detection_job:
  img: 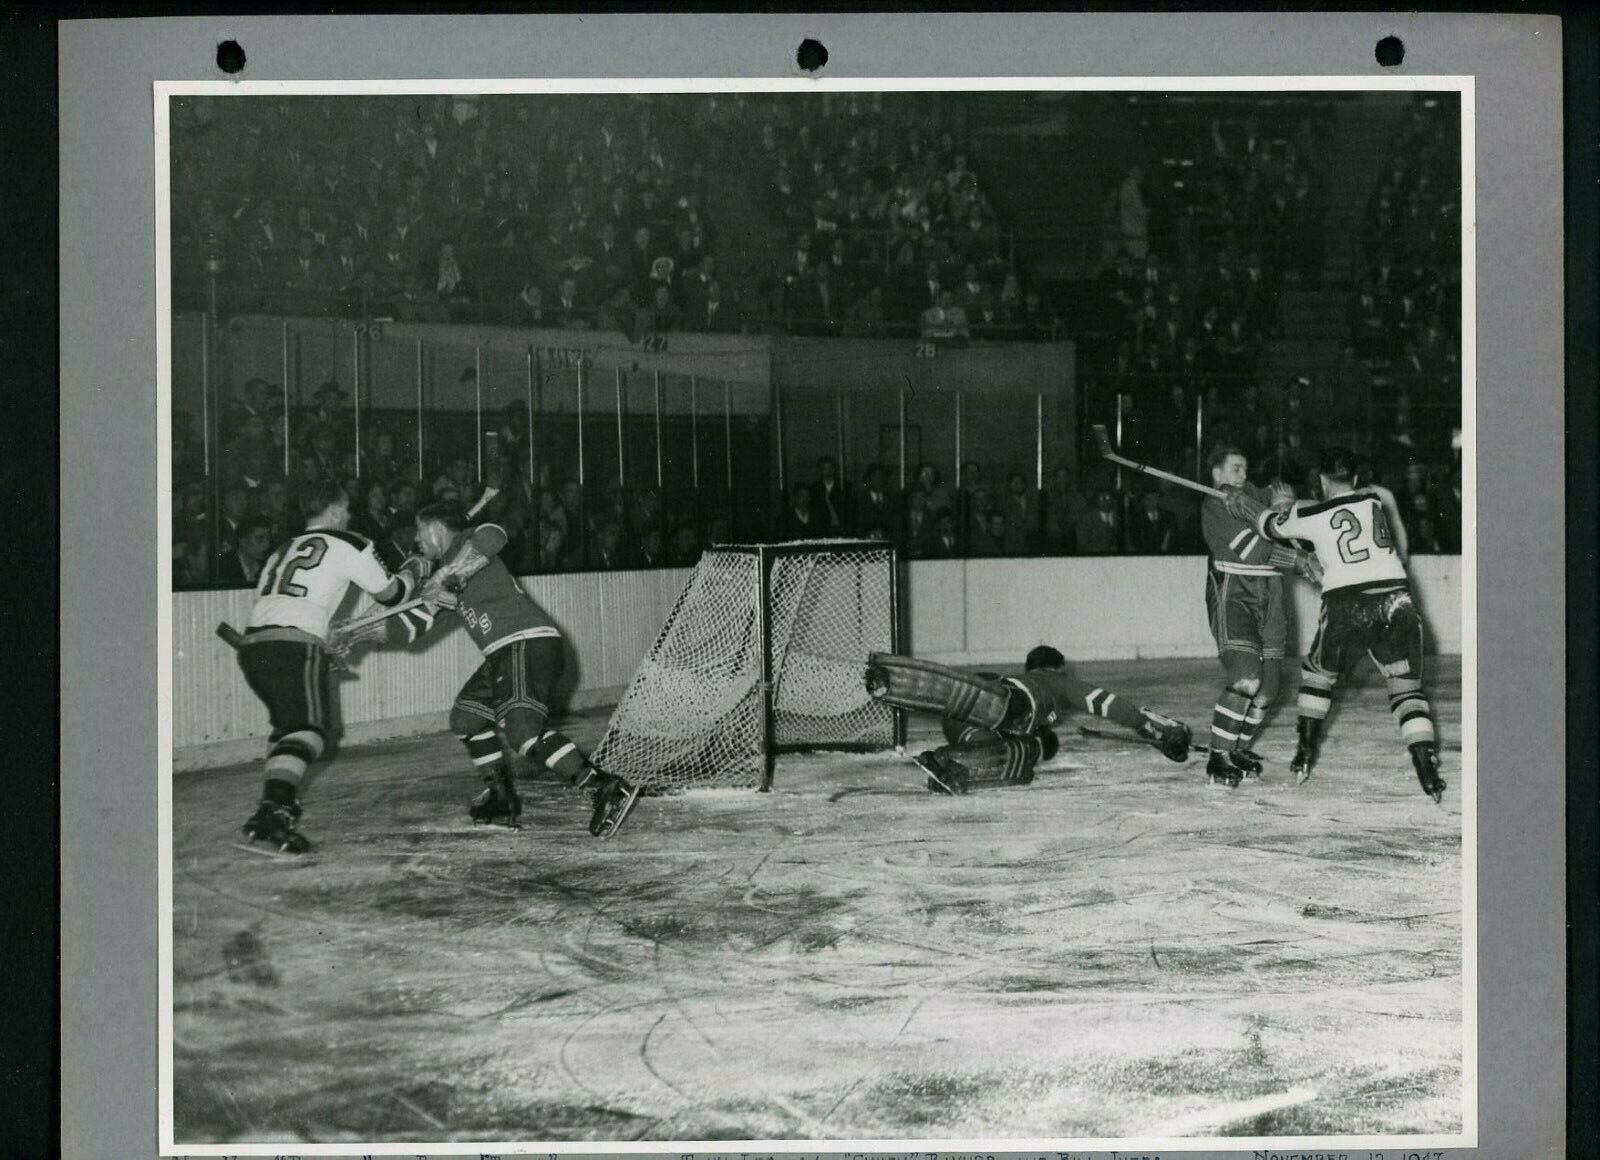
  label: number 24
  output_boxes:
[1330,507,1392,564]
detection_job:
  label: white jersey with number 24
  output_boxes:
[1260,494,1407,593]
[248,529,395,640]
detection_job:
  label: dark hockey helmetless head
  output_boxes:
[1318,447,1358,496]
[1208,443,1248,489]
[300,480,350,529]
[1024,645,1066,673]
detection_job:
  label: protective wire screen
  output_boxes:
[590,544,896,792]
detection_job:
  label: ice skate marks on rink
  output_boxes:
[170,656,1463,1144]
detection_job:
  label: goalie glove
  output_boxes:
[1221,485,1266,523]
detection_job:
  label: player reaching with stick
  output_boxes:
[1199,445,1323,787]
[335,502,639,836]
[865,645,1194,794]
[1225,448,1446,801]
[236,482,419,853]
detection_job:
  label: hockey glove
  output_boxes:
[1222,486,1266,523]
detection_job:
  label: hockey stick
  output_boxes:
[325,524,507,638]
[1077,724,1213,757]
[1091,424,1227,500]
[215,620,353,673]
[334,594,434,637]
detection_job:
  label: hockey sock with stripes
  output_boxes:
[1235,700,1267,750]
[1382,670,1437,747]
[1237,660,1281,750]
[263,729,324,803]
[1209,689,1252,751]
[1296,667,1336,722]
[524,728,593,782]
[459,727,504,776]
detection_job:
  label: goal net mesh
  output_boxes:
[591,543,896,792]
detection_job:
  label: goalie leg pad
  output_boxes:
[922,735,1042,791]
[865,652,1014,733]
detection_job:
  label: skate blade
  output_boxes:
[911,754,963,796]
[230,841,311,861]
[1294,769,1313,786]
[598,785,642,839]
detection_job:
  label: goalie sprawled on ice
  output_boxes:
[865,645,1194,794]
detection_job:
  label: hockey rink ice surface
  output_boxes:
[170,657,1464,1145]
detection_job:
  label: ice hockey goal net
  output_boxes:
[590,541,903,792]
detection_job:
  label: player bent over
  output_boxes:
[1231,448,1445,801]
[1201,446,1322,787]
[237,482,418,853]
[341,503,638,836]
[865,645,1193,795]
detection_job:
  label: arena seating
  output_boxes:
[169,92,1463,589]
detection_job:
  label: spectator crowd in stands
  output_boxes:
[170,93,1463,591]
[172,94,732,338]
[173,367,1461,593]
[172,93,1063,345]
[729,93,1054,340]
[1074,96,1460,543]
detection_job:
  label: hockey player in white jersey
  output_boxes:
[1225,448,1445,801]
[235,481,417,851]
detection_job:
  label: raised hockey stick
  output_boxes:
[1077,724,1213,757]
[1091,424,1227,500]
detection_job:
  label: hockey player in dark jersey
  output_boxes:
[342,502,638,836]
[1199,445,1322,787]
[865,645,1193,794]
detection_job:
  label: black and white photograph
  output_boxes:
[157,76,1475,1152]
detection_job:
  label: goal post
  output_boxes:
[591,540,904,793]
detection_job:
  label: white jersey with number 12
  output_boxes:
[1262,494,1407,593]
[248,529,395,640]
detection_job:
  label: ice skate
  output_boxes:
[1230,748,1264,778]
[241,799,310,854]
[913,750,969,796]
[469,764,522,830]
[588,771,641,837]
[1409,742,1447,803]
[1205,749,1246,788]
[1290,718,1321,784]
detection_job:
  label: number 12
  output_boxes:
[260,536,328,597]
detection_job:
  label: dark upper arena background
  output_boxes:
[167,90,1462,587]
